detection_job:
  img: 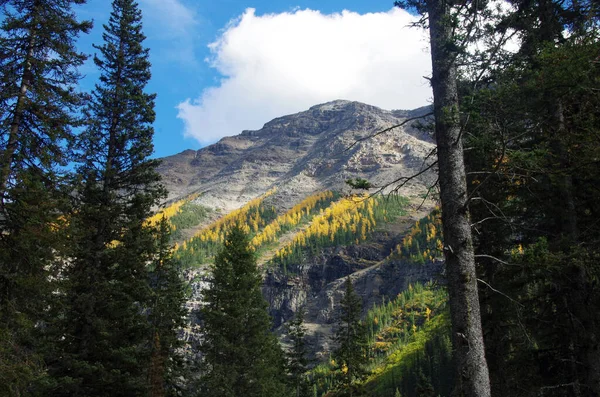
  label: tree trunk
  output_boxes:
[426,0,491,396]
[0,30,36,200]
[149,332,165,397]
[553,99,578,241]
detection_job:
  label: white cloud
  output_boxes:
[139,0,199,65]
[177,7,431,145]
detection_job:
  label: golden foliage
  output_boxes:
[250,191,334,248]
[145,193,200,226]
[274,194,377,263]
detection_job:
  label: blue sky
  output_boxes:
[75,0,432,158]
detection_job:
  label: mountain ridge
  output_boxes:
[158,100,435,211]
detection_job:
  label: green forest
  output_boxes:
[0,0,599,396]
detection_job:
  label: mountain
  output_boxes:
[158,100,435,211]
[156,100,445,393]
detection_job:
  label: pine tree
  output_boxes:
[48,0,164,394]
[460,1,600,394]
[199,224,287,397]
[333,276,368,395]
[0,1,90,393]
[414,369,435,397]
[0,0,91,196]
[148,217,187,397]
[287,307,311,397]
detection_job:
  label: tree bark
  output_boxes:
[426,0,492,396]
[0,30,36,200]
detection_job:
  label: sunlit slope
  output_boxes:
[168,191,416,269]
[310,281,451,397]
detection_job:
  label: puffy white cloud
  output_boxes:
[177,7,431,145]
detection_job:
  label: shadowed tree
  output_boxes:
[199,224,287,397]
[333,276,368,396]
[0,1,90,393]
[48,0,165,394]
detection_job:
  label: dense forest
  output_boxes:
[0,0,599,396]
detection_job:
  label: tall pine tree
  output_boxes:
[333,276,368,396]
[287,307,311,397]
[0,1,90,394]
[148,217,187,397]
[460,1,600,394]
[48,0,164,395]
[199,224,287,397]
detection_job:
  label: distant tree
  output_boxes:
[333,276,368,395]
[48,0,164,394]
[415,369,435,397]
[199,224,287,397]
[287,307,311,397]
[148,217,187,397]
[345,178,373,190]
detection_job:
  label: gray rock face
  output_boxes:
[263,230,443,360]
[158,100,435,211]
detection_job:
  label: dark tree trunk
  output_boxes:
[0,30,35,199]
[426,0,491,396]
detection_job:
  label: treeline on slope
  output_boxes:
[389,209,442,266]
[310,282,451,397]
[0,1,186,395]
[273,194,408,274]
[451,1,600,396]
[147,193,212,242]
[173,190,339,267]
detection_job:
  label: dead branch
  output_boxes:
[344,112,433,152]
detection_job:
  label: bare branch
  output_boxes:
[344,112,433,152]
[416,176,440,211]
[475,254,519,267]
[477,278,524,307]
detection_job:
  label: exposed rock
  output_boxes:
[263,230,444,360]
[157,100,435,212]
[158,100,442,363]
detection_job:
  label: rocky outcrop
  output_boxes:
[158,100,435,211]
[263,231,444,360]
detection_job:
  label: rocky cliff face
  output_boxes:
[159,100,441,361]
[263,215,443,359]
[158,100,435,211]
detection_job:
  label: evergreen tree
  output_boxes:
[0,1,90,393]
[199,224,287,397]
[456,1,600,395]
[48,0,164,394]
[0,0,91,196]
[333,276,368,395]
[393,0,493,394]
[287,307,311,397]
[414,369,435,397]
[148,217,187,397]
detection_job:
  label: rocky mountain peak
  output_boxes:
[158,100,435,211]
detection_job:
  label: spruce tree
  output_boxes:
[148,217,187,397]
[287,307,311,397]
[48,0,164,394]
[0,1,90,393]
[332,276,368,395]
[461,2,600,394]
[199,224,287,397]
[0,0,91,196]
